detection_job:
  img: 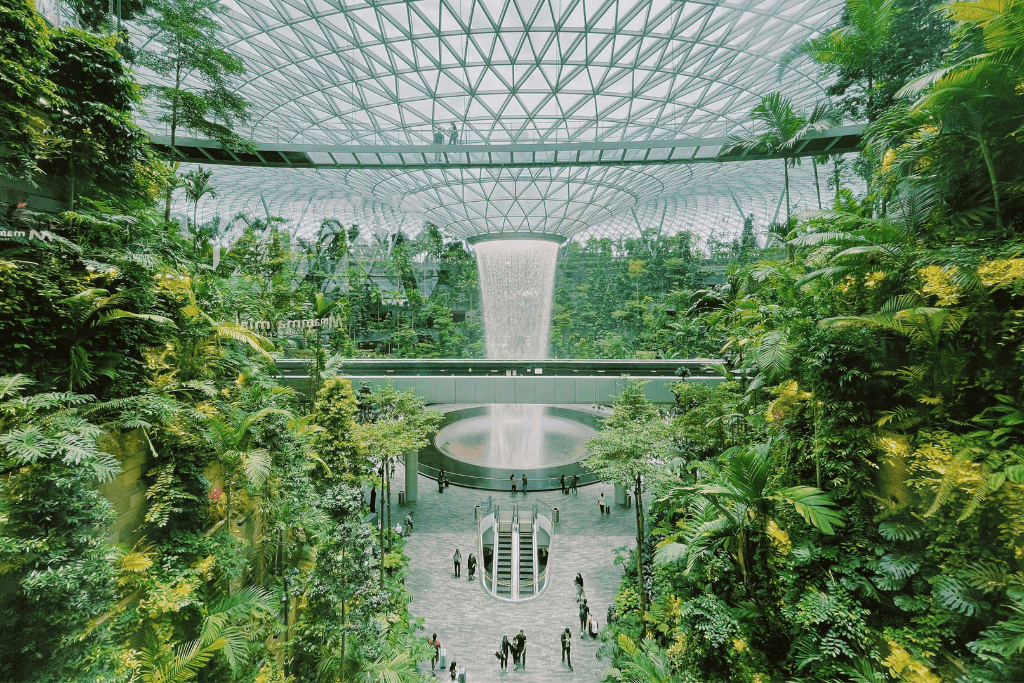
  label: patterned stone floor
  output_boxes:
[396,462,636,683]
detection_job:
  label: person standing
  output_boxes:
[500,635,511,671]
[574,572,584,602]
[510,473,517,495]
[521,473,527,493]
[599,492,605,515]
[438,468,446,493]
[579,598,590,637]
[513,629,526,669]
[370,487,376,512]
[449,122,459,145]
[449,660,457,681]
[430,633,441,671]
[560,473,567,493]
[560,627,573,671]
[467,552,477,580]
[453,548,462,578]
[571,474,579,494]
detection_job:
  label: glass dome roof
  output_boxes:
[131,0,849,244]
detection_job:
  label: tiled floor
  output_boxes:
[397,463,636,682]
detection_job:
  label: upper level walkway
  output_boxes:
[275,357,726,405]
[152,124,864,170]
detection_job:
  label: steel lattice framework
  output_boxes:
[130,0,851,245]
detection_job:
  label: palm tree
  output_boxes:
[154,275,275,385]
[202,403,292,525]
[656,440,844,592]
[720,93,839,230]
[357,626,433,683]
[59,288,174,390]
[182,165,218,239]
[604,634,675,683]
[894,0,1024,232]
[781,0,897,122]
[138,586,276,683]
[791,180,936,291]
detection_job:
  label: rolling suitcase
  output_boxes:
[439,648,447,668]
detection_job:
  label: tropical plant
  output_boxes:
[781,0,897,122]
[0,0,58,180]
[0,375,122,682]
[201,402,292,523]
[311,376,365,482]
[720,93,839,228]
[896,0,1024,232]
[59,287,173,390]
[791,180,936,291]
[356,382,442,584]
[180,166,217,233]
[43,29,163,210]
[585,380,673,614]
[137,586,277,683]
[656,439,844,592]
[604,634,676,683]
[152,275,273,385]
[137,0,253,220]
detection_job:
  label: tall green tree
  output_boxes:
[584,379,672,615]
[137,0,253,221]
[311,377,365,483]
[356,383,441,586]
[721,94,839,229]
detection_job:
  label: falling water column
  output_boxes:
[469,234,565,359]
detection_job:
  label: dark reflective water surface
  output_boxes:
[434,405,596,469]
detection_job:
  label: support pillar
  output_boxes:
[405,450,418,503]
[614,484,626,506]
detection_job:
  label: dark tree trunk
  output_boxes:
[633,474,646,615]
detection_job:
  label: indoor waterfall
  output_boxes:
[474,238,562,473]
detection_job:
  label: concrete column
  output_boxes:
[405,450,419,503]
[614,484,626,506]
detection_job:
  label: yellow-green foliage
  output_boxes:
[311,377,365,482]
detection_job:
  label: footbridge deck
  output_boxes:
[153,125,864,170]
[275,358,725,405]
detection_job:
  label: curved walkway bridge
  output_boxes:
[274,357,726,405]
[153,125,864,170]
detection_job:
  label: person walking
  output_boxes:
[579,598,590,637]
[500,635,511,671]
[571,474,579,494]
[449,660,457,681]
[599,492,605,515]
[438,469,446,493]
[453,548,462,578]
[467,552,477,580]
[404,511,414,536]
[513,630,526,669]
[574,572,584,602]
[521,473,527,493]
[429,633,441,671]
[560,627,573,671]
[560,473,567,493]
[510,473,517,495]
